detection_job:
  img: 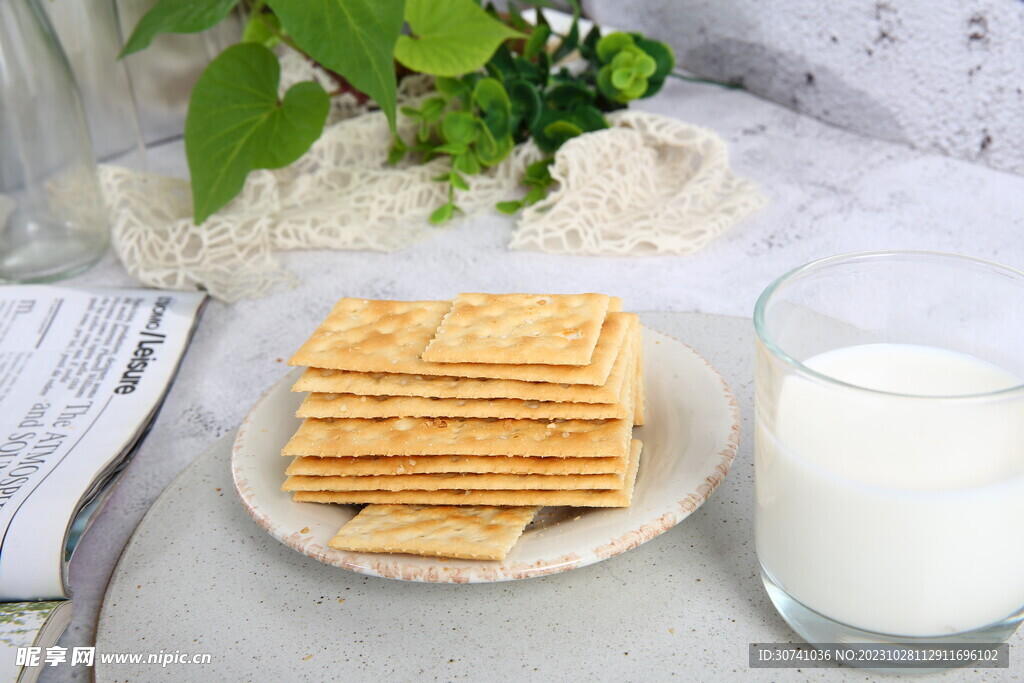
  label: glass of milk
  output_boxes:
[754,251,1024,662]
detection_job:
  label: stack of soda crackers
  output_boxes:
[281,293,645,561]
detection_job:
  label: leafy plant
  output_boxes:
[121,0,674,225]
[388,8,675,222]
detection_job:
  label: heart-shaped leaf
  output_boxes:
[185,43,329,224]
[267,0,404,129]
[120,0,240,57]
[395,0,524,77]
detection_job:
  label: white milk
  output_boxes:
[756,343,1024,636]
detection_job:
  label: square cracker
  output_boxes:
[281,409,633,459]
[286,453,629,476]
[290,316,638,404]
[327,504,539,560]
[295,439,643,508]
[283,468,625,492]
[296,392,627,420]
[289,298,633,386]
[421,293,610,366]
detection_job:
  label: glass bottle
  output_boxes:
[0,0,109,283]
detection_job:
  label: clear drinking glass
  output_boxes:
[754,251,1024,664]
[0,0,109,283]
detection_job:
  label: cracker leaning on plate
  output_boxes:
[281,294,646,562]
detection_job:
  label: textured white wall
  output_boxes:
[584,0,1024,176]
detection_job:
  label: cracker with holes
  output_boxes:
[328,504,540,561]
[281,414,632,458]
[422,293,611,366]
[290,314,637,403]
[289,298,633,386]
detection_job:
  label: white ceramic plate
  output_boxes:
[231,327,739,583]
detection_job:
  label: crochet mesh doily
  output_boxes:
[99,58,764,302]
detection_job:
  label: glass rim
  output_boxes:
[753,250,1024,400]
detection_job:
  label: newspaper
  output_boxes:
[0,287,206,601]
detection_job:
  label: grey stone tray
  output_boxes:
[94,313,1020,681]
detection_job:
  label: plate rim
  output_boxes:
[230,325,740,583]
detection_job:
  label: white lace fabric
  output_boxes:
[512,110,765,255]
[99,65,764,302]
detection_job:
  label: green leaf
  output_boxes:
[266,0,404,129]
[596,32,634,63]
[523,185,547,205]
[394,0,524,77]
[417,119,432,143]
[473,78,512,139]
[634,35,676,79]
[506,2,530,31]
[531,106,606,153]
[120,0,240,57]
[546,82,594,109]
[420,97,448,122]
[430,202,455,224]
[474,130,513,166]
[543,120,584,141]
[453,152,481,175]
[449,172,470,191]
[495,200,523,214]
[596,65,618,101]
[435,142,469,155]
[578,25,601,62]
[241,11,282,48]
[523,158,553,185]
[524,24,551,60]
[507,79,542,135]
[387,137,407,165]
[486,44,517,81]
[551,16,579,63]
[185,43,329,224]
[441,111,480,144]
[436,77,472,107]
[570,104,608,132]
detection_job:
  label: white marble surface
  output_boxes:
[40,74,1024,680]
